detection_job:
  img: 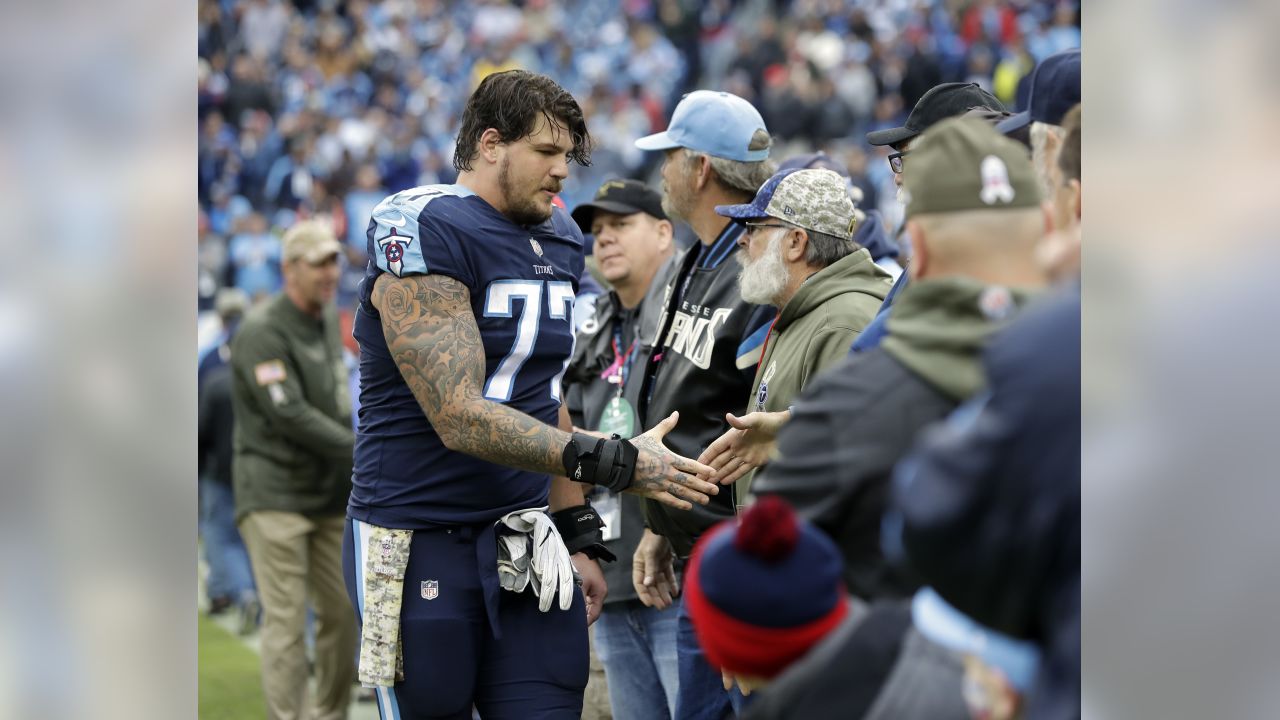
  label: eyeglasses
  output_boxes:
[888,150,910,174]
[743,221,790,236]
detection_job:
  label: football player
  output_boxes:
[343,70,719,720]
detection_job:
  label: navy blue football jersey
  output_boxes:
[348,184,585,528]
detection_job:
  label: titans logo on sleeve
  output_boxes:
[368,186,457,277]
[349,185,586,530]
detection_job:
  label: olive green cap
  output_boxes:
[903,117,1041,219]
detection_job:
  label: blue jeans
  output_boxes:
[198,479,255,600]
[595,599,680,720]
[674,592,746,720]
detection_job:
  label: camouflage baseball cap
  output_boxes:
[715,168,858,239]
[282,220,343,263]
[903,117,1041,219]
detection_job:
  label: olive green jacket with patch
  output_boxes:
[230,293,354,521]
[735,249,893,508]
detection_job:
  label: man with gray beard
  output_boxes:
[701,168,893,510]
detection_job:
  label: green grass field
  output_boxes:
[198,614,266,719]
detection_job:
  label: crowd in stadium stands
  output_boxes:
[198,0,1077,316]
[198,3,1080,719]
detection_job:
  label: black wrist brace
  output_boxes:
[561,432,638,493]
[551,504,617,563]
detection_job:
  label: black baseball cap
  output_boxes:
[997,49,1080,135]
[571,178,667,234]
[866,82,1006,148]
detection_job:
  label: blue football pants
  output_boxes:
[344,519,589,719]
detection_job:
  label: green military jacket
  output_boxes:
[735,248,893,508]
[229,293,354,520]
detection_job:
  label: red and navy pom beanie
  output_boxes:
[685,495,849,679]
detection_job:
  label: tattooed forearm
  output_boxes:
[371,273,714,510]
[372,273,569,475]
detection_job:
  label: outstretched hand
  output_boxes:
[697,411,791,485]
[627,412,719,511]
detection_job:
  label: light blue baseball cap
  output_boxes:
[635,90,771,162]
[912,588,1041,693]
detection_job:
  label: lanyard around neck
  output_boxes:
[601,322,641,387]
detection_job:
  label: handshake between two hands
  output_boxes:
[570,409,792,626]
[571,409,792,511]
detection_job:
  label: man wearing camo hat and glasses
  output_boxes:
[697,168,894,510]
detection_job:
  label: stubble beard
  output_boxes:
[499,156,557,226]
[661,174,693,225]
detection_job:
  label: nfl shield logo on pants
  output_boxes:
[421,580,439,600]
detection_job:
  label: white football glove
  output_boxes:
[495,507,575,612]
[496,529,531,594]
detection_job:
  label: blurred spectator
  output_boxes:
[199,288,251,385]
[1026,1,1081,62]
[629,23,684,105]
[339,164,383,306]
[199,111,236,205]
[198,211,230,314]
[198,0,231,60]
[1041,103,1080,281]
[684,497,969,720]
[343,163,384,250]
[901,33,944,112]
[240,0,291,60]
[996,49,1080,198]
[963,45,996,93]
[838,146,880,218]
[891,280,1080,719]
[378,127,422,193]
[263,133,316,211]
[199,288,258,629]
[470,40,522,89]
[228,212,282,301]
[961,0,1020,48]
[992,39,1035,107]
[912,588,1041,720]
[727,18,785,98]
[223,54,278,126]
[890,278,1080,712]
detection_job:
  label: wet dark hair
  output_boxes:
[453,70,592,173]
